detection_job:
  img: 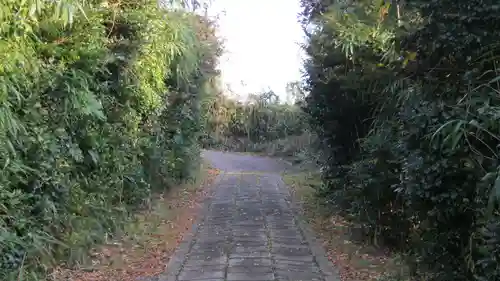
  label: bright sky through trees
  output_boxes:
[207,0,305,100]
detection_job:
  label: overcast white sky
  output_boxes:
[206,0,306,100]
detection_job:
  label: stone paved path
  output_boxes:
[160,150,338,281]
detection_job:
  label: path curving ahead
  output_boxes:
[160,150,339,281]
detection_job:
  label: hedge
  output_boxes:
[0,0,220,279]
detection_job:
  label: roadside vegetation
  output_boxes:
[283,171,409,281]
[0,0,221,280]
[53,162,220,281]
[299,0,500,280]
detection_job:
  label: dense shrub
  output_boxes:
[301,0,500,280]
[201,89,315,160]
[0,0,220,279]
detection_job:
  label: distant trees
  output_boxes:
[202,89,310,153]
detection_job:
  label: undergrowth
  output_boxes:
[51,162,220,281]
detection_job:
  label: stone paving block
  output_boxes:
[191,241,230,249]
[201,225,231,232]
[271,246,312,257]
[232,230,267,237]
[205,218,233,224]
[273,254,314,262]
[231,245,269,253]
[179,279,224,281]
[227,266,273,273]
[274,268,324,281]
[210,205,233,210]
[204,218,233,223]
[270,237,305,245]
[268,214,295,220]
[267,222,296,228]
[178,269,225,280]
[195,237,232,244]
[188,248,227,259]
[275,277,323,281]
[275,270,323,278]
[235,199,260,202]
[232,235,268,243]
[274,262,321,273]
[198,231,232,239]
[190,247,230,255]
[236,206,263,211]
[269,233,304,240]
[234,215,263,221]
[270,237,306,245]
[211,202,233,207]
[191,241,227,250]
[229,257,273,267]
[234,241,268,249]
[233,218,265,224]
[274,259,316,266]
[226,272,275,281]
[229,251,271,259]
[269,229,303,237]
[210,211,233,216]
[233,226,265,232]
[185,255,227,265]
[268,217,295,223]
[232,224,266,229]
[232,221,266,227]
[271,240,308,247]
[182,263,226,271]
[198,234,232,241]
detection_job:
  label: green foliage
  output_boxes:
[301,0,500,280]
[201,89,314,159]
[0,0,220,279]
